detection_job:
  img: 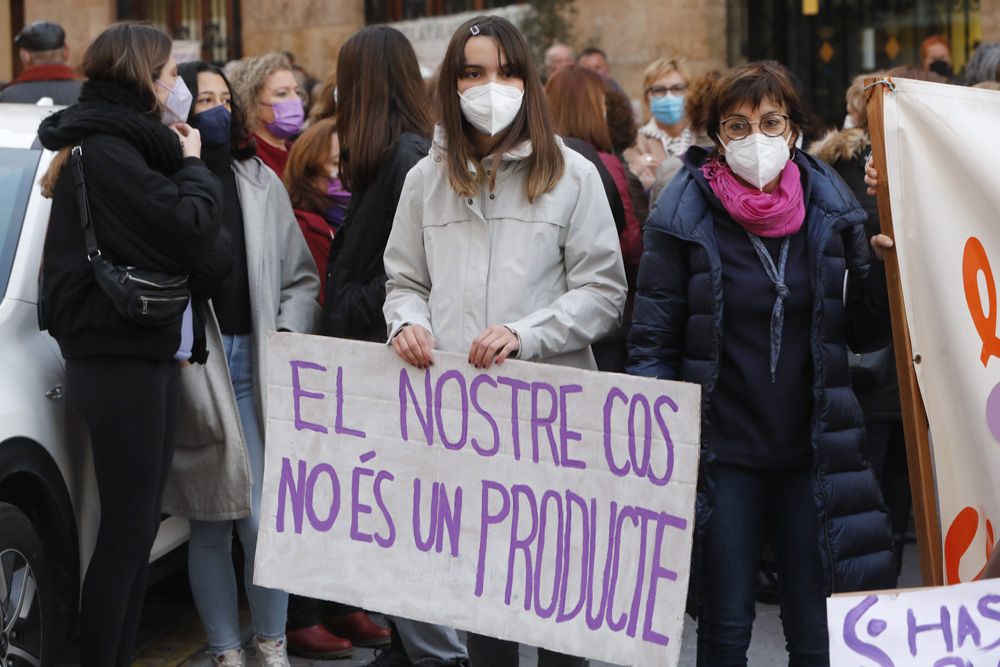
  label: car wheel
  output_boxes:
[0,502,54,667]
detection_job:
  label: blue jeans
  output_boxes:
[188,334,288,652]
[696,464,829,667]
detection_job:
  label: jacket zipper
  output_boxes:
[124,272,187,289]
[812,217,838,593]
[140,294,188,315]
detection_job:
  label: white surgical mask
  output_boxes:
[458,82,523,137]
[157,76,193,127]
[722,132,792,190]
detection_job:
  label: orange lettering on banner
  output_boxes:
[944,506,996,584]
[962,236,1000,366]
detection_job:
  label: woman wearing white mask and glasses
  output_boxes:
[383,15,627,667]
[627,61,896,666]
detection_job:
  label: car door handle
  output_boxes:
[45,385,64,401]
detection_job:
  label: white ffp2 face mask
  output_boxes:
[722,132,792,190]
[459,82,524,137]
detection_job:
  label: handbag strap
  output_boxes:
[68,145,103,262]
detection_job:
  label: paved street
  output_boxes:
[93,544,922,666]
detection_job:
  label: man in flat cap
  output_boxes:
[0,21,81,104]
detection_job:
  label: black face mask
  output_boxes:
[929,59,954,79]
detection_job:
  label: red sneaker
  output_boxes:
[323,611,392,648]
[285,624,353,659]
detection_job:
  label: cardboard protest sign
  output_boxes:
[827,578,1000,665]
[875,78,1000,583]
[255,333,701,666]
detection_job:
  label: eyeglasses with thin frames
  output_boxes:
[720,112,789,141]
[646,84,688,98]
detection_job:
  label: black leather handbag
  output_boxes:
[70,145,190,327]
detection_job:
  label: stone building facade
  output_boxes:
[3,0,1000,123]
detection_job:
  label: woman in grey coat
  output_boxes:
[163,62,321,667]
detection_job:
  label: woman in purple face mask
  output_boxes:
[228,52,305,177]
[284,117,350,306]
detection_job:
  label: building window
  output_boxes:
[729,0,982,128]
[366,0,523,24]
[117,0,242,65]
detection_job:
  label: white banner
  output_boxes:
[883,79,1000,583]
[254,334,701,666]
[827,578,1000,665]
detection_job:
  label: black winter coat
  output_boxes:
[810,128,900,422]
[322,133,429,342]
[42,134,223,361]
[627,146,896,594]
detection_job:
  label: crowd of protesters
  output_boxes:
[6,13,1000,667]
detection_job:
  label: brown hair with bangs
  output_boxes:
[545,65,612,153]
[336,26,433,193]
[437,16,564,202]
[284,117,339,213]
[705,61,807,148]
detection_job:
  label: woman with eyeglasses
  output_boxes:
[627,61,896,666]
[624,56,693,192]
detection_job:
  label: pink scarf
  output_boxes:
[702,159,806,238]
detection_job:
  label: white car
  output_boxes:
[0,104,189,665]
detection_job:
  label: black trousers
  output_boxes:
[66,357,180,667]
[466,634,587,667]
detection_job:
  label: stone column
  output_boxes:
[25,0,115,68]
[240,0,366,82]
[567,0,728,100]
[981,0,1000,42]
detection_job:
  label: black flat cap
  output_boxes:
[15,21,66,52]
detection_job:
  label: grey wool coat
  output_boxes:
[163,157,321,521]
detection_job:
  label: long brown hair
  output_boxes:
[336,26,432,193]
[41,22,173,197]
[284,117,338,213]
[437,16,563,202]
[545,65,612,153]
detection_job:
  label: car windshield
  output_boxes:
[0,148,41,299]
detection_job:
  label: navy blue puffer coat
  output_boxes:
[627,146,896,595]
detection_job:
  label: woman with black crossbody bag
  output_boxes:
[37,23,225,667]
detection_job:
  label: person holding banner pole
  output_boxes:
[628,61,896,666]
[320,25,471,667]
[383,16,628,666]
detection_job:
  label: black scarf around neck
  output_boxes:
[37,79,184,174]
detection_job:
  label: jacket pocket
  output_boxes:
[490,205,569,285]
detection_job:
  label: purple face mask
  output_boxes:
[327,176,350,203]
[324,176,351,230]
[261,97,304,139]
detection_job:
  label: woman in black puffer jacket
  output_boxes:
[38,22,223,667]
[628,62,896,666]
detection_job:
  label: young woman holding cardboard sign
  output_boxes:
[383,15,627,666]
[627,61,895,665]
